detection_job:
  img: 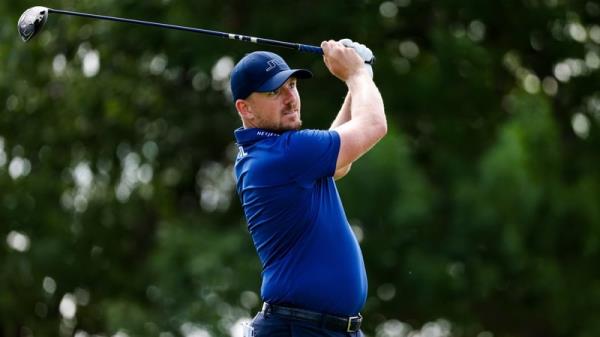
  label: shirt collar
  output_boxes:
[234,127,282,145]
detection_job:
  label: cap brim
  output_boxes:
[256,69,312,93]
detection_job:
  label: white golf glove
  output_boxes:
[339,38,374,78]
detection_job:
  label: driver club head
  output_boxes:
[18,6,49,42]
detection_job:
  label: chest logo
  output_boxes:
[237,146,248,158]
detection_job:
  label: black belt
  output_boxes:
[261,302,362,333]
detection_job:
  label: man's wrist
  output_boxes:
[345,68,373,85]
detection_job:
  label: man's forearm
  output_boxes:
[329,92,352,129]
[330,92,353,180]
[346,72,386,131]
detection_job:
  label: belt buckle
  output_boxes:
[346,313,362,332]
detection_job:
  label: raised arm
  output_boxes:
[329,93,353,180]
[321,40,387,171]
[330,93,352,129]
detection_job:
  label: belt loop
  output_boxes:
[262,302,271,317]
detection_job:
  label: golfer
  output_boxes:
[231,39,386,337]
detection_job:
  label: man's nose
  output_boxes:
[281,86,294,102]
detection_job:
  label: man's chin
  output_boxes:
[287,114,302,129]
[276,120,302,132]
[287,120,302,130]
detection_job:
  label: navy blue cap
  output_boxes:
[230,51,312,101]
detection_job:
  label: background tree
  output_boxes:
[1,1,599,337]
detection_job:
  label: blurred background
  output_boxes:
[1,0,599,336]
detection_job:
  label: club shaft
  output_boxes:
[47,8,323,55]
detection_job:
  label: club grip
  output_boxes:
[298,44,324,55]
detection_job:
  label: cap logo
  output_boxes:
[265,58,286,72]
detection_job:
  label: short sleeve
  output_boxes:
[283,129,340,184]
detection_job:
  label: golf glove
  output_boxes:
[339,38,374,78]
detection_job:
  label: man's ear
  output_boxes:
[235,99,254,120]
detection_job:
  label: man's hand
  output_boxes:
[339,39,374,78]
[321,40,370,82]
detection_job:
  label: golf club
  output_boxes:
[18,6,326,53]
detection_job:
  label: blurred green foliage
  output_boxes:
[1,0,599,337]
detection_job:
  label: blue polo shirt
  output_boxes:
[234,127,367,316]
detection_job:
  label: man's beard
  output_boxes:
[283,119,302,131]
[267,118,302,132]
[260,105,302,131]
